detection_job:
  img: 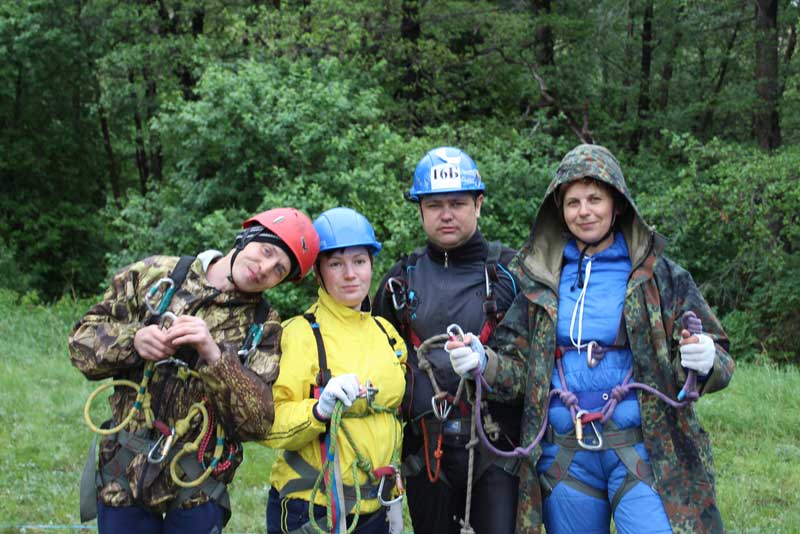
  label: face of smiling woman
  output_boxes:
[561,179,617,254]
[317,246,372,310]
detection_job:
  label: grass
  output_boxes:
[0,289,798,533]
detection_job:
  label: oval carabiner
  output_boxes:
[446,324,465,342]
[431,396,452,421]
[386,277,407,310]
[586,340,600,368]
[147,428,176,464]
[159,311,177,330]
[145,278,175,315]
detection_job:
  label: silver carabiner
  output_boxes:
[575,410,604,450]
[155,356,188,369]
[147,428,176,464]
[377,473,404,506]
[158,311,177,330]
[145,278,175,315]
[357,379,380,406]
[586,340,600,368]
[446,324,465,342]
[386,277,407,310]
[431,396,452,421]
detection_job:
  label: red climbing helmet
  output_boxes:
[242,208,320,282]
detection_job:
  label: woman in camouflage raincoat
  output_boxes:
[450,144,734,533]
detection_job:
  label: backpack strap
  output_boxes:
[372,317,403,358]
[304,313,331,389]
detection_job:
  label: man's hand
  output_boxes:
[134,325,177,361]
[163,316,221,364]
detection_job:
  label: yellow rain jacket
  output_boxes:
[263,289,407,513]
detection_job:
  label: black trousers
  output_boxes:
[405,443,519,534]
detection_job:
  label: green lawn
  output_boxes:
[0,290,798,533]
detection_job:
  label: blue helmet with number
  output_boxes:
[313,207,382,256]
[407,146,485,202]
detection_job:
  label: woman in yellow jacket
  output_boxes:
[263,207,407,534]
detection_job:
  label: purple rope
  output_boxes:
[470,355,697,458]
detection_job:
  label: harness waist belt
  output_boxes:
[549,389,637,411]
[544,425,644,451]
[280,450,380,511]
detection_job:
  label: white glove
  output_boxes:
[680,334,716,376]
[446,334,487,378]
[315,374,360,420]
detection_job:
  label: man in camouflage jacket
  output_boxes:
[465,145,734,533]
[69,208,319,532]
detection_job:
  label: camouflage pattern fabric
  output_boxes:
[69,255,282,513]
[488,144,734,534]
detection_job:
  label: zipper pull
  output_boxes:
[444,251,449,268]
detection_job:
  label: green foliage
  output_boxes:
[1,0,799,366]
[635,134,800,363]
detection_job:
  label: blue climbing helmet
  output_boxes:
[406,146,485,202]
[313,207,382,256]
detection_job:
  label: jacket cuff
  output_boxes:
[482,346,499,385]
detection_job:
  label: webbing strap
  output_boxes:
[539,423,653,507]
[168,454,231,516]
[79,433,101,522]
[304,314,331,388]
[543,425,644,451]
[279,451,379,512]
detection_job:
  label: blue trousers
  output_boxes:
[97,500,224,534]
[266,486,388,534]
[537,442,672,534]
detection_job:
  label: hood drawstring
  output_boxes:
[569,256,593,359]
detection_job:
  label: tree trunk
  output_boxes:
[754,0,781,150]
[128,70,149,194]
[619,0,635,119]
[657,4,684,112]
[629,0,653,153]
[532,0,554,67]
[697,13,743,139]
[400,0,422,127]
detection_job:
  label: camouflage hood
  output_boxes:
[516,144,666,293]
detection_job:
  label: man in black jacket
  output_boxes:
[373,147,521,534]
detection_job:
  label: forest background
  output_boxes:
[1,0,799,367]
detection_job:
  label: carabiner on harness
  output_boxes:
[145,277,176,316]
[376,467,404,506]
[575,409,604,450]
[386,277,407,310]
[237,323,264,362]
[586,340,600,368]
[147,426,176,464]
[158,311,177,330]
[357,379,380,407]
[431,393,452,421]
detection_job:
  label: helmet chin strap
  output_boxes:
[227,247,245,292]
